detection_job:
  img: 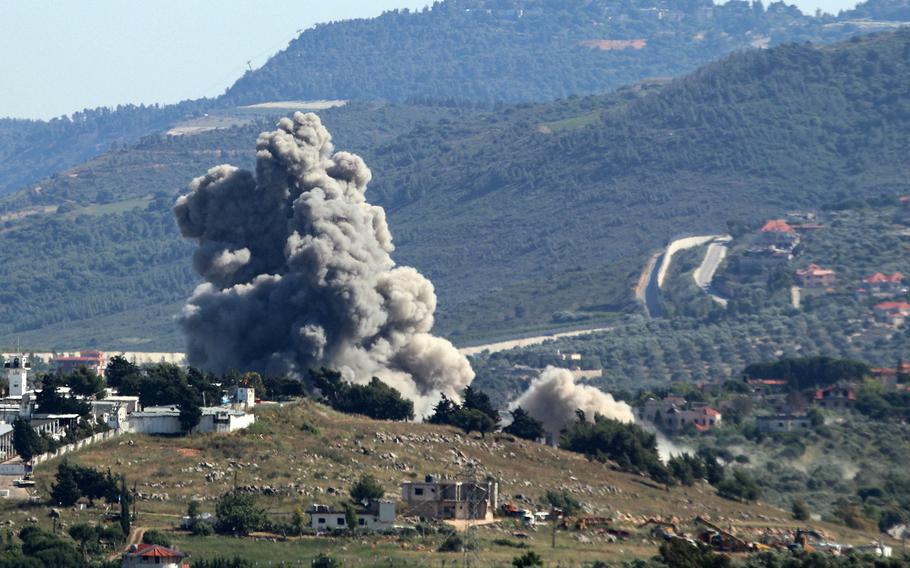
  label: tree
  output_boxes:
[178,398,202,432]
[310,368,414,421]
[503,407,544,441]
[105,356,139,388]
[312,554,342,568]
[541,489,581,516]
[427,394,459,425]
[716,469,761,502]
[343,502,357,533]
[791,498,810,521]
[215,491,265,536]
[67,523,96,560]
[12,418,45,462]
[463,385,500,423]
[658,538,731,568]
[350,475,385,504]
[512,551,543,567]
[142,530,171,547]
[292,508,305,535]
[456,408,496,438]
[119,476,131,536]
[51,462,81,507]
[64,367,105,398]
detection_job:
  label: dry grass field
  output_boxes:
[1,399,891,565]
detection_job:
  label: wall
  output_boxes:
[31,429,122,465]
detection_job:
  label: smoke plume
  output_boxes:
[174,112,474,414]
[512,367,634,435]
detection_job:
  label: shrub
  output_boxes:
[191,521,214,536]
[215,492,265,536]
[311,554,341,568]
[512,551,543,567]
[350,475,385,503]
[142,530,171,547]
[438,532,464,552]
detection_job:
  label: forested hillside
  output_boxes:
[3,0,906,202]
[0,100,214,197]
[1,29,909,350]
[223,0,873,105]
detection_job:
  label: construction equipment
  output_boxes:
[694,516,752,552]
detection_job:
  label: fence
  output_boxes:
[32,429,123,465]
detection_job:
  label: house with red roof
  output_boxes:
[54,350,106,378]
[813,384,856,410]
[862,272,906,297]
[122,543,189,568]
[664,406,723,432]
[758,219,799,247]
[874,301,910,327]
[796,264,836,288]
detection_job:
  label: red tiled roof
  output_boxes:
[814,385,856,400]
[747,379,787,386]
[759,219,796,234]
[864,272,903,284]
[874,301,910,312]
[129,543,186,558]
[797,264,835,277]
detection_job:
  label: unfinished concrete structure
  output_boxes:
[401,475,498,520]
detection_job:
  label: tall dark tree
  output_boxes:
[12,418,45,462]
[105,355,140,388]
[503,407,544,441]
[463,385,500,423]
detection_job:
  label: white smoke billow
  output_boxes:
[512,366,634,435]
[174,112,474,414]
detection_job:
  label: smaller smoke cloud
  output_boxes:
[511,366,634,435]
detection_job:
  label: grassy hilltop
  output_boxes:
[6,399,893,566]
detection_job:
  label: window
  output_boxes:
[414,488,424,496]
[318,518,326,524]
[358,518,366,526]
[337,518,345,525]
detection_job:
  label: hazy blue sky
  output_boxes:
[2,0,861,120]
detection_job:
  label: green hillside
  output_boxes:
[3,0,907,202]
[2,30,910,350]
[223,0,875,106]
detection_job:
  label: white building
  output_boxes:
[757,414,812,433]
[127,406,255,435]
[235,387,255,409]
[90,396,140,430]
[308,500,396,531]
[3,354,30,397]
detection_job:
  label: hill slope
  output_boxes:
[1,30,910,349]
[223,0,875,106]
[14,399,887,565]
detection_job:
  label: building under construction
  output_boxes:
[400,475,498,520]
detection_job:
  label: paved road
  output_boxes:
[458,327,614,356]
[693,237,731,306]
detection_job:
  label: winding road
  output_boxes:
[637,234,731,318]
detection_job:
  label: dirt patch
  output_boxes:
[176,448,202,458]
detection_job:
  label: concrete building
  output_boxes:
[796,264,837,288]
[874,301,910,327]
[54,350,106,377]
[127,406,255,435]
[121,543,188,568]
[813,385,856,409]
[758,219,799,247]
[234,387,255,409]
[90,396,140,430]
[401,475,498,520]
[3,354,31,397]
[0,423,13,461]
[308,500,396,531]
[756,415,812,433]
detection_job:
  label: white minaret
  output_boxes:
[4,354,30,397]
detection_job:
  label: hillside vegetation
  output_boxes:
[9,399,886,565]
[2,30,910,349]
[223,0,877,106]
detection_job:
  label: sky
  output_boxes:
[1,0,862,120]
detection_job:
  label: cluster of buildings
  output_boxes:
[639,397,723,432]
[307,475,498,532]
[0,351,255,464]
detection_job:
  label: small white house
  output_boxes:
[235,387,255,409]
[308,501,395,531]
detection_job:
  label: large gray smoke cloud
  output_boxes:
[174,112,474,414]
[511,367,634,435]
